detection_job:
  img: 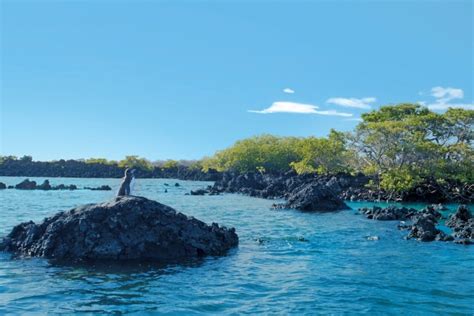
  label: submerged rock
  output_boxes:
[0,196,238,262]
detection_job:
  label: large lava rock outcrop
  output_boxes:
[0,196,238,261]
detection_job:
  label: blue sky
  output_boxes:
[1,0,472,161]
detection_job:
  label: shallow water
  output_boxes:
[0,176,473,314]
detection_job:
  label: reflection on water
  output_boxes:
[0,177,473,314]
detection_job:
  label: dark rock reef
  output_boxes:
[7,179,110,191]
[358,206,417,221]
[15,179,38,190]
[407,214,452,242]
[0,196,238,261]
[210,172,350,212]
[211,171,473,204]
[445,205,473,244]
[0,182,6,189]
[84,185,112,191]
[358,205,472,244]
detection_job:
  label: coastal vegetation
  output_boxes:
[1,104,472,199]
[203,104,473,194]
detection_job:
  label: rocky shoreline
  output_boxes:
[193,171,473,204]
[0,196,238,261]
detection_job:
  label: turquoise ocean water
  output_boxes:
[0,177,473,314]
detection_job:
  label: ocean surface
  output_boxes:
[0,177,473,315]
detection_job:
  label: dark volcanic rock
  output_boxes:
[190,189,208,196]
[359,206,417,221]
[189,186,220,196]
[446,205,473,242]
[84,185,112,191]
[407,215,451,242]
[37,180,52,190]
[0,182,6,189]
[12,179,109,191]
[15,179,37,190]
[273,183,349,212]
[0,196,238,261]
[446,205,472,227]
[359,205,441,222]
[360,205,455,243]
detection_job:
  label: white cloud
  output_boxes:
[313,110,353,117]
[430,86,463,103]
[248,101,353,117]
[422,86,473,111]
[326,97,376,109]
[249,101,319,114]
[427,102,474,111]
[283,88,295,94]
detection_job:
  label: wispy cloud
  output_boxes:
[314,110,353,117]
[283,88,295,94]
[426,102,474,111]
[344,117,363,122]
[422,86,473,111]
[326,97,376,109]
[248,101,353,117]
[249,101,318,114]
[430,86,463,103]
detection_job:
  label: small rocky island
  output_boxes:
[0,196,238,261]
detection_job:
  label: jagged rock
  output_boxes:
[359,206,417,220]
[446,205,472,227]
[407,215,447,242]
[54,184,77,190]
[15,179,37,190]
[446,205,473,241]
[37,180,52,190]
[273,183,349,212]
[0,196,238,262]
[0,182,6,189]
[409,205,443,224]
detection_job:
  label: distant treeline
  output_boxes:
[0,156,221,181]
[1,104,473,199]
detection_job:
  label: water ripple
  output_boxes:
[0,177,473,314]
